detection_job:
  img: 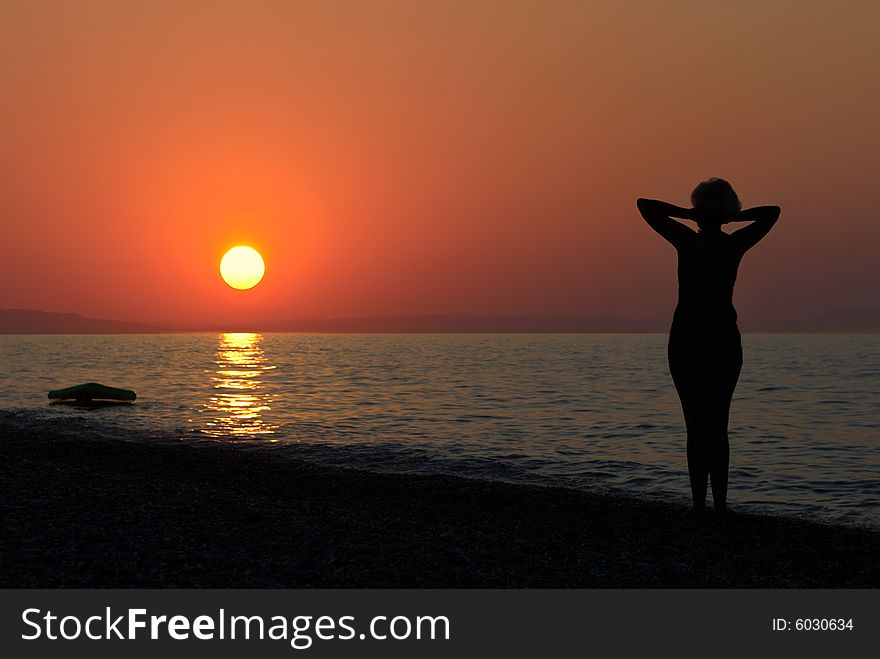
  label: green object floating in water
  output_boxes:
[48,382,137,402]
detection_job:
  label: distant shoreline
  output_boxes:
[4,308,880,334]
[1,417,877,588]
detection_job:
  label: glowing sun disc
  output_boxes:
[220,246,265,290]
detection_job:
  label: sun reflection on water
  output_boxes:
[200,332,278,438]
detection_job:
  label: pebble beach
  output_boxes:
[1,416,877,588]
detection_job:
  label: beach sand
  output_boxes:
[1,418,877,588]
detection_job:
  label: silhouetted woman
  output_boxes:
[637,179,779,513]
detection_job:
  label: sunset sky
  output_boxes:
[2,0,878,327]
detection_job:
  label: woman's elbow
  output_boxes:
[757,205,780,225]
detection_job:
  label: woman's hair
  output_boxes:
[690,177,741,214]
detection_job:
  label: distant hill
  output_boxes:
[3,308,878,334]
[1,309,664,334]
[805,309,880,333]
[260,315,667,333]
[0,309,160,334]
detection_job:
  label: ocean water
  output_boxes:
[1,333,878,528]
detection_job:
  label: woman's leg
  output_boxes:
[685,408,710,509]
[708,336,742,511]
[677,378,710,509]
[670,331,711,510]
[707,405,730,510]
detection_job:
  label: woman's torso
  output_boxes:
[672,231,743,331]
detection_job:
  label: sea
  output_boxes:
[1,333,877,528]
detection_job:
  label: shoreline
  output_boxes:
[1,420,877,588]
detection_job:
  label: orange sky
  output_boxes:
[2,1,878,326]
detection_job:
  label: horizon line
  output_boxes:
[2,308,880,334]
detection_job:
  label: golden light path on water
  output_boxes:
[200,332,278,438]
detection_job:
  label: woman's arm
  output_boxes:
[729,205,780,253]
[636,198,696,247]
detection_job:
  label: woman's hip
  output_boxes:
[668,325,742,385]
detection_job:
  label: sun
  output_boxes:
[220,246,265,290]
